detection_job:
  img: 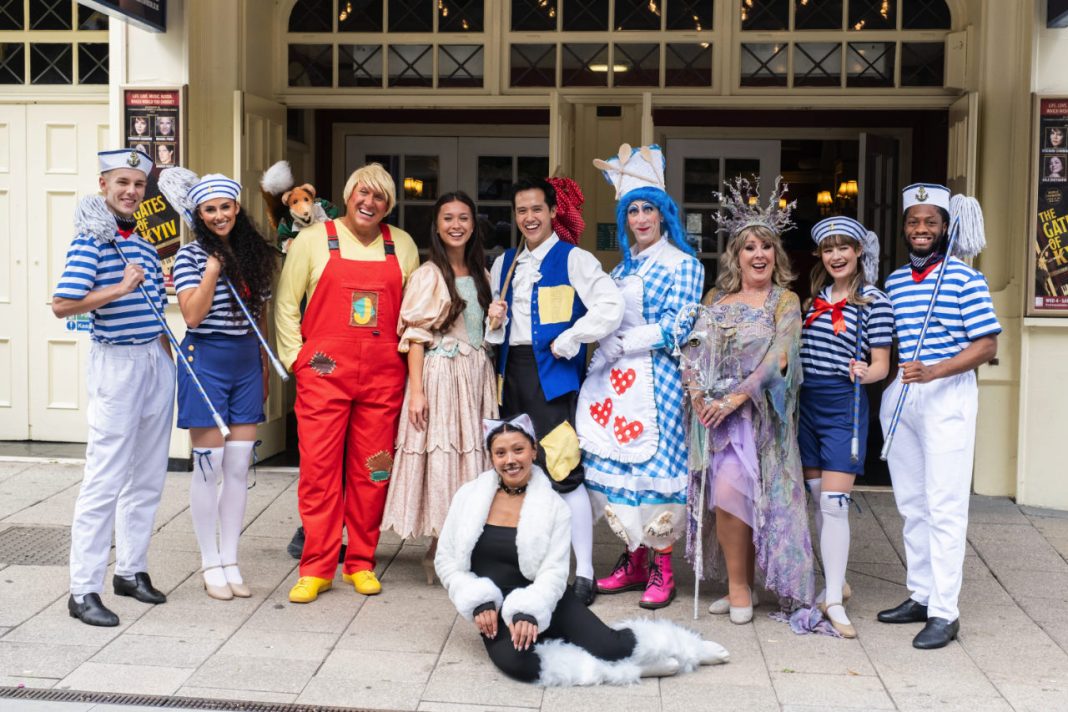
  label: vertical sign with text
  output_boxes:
[1033,98,1068,313]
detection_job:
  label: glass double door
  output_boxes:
[343,135,549,253]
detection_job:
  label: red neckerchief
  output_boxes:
[116,227,135,240]
[911,257,944,282]
[805,296,848,335]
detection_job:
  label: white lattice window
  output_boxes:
[0,0,109,87]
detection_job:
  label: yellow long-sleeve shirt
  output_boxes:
[275,219,420,371]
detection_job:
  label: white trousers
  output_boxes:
[70,340,176,596]
[879,371,977,621]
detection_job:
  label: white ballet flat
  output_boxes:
[709,587,759,615]
[729,605,754,624]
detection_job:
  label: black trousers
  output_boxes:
[482,592,637,683]
[500,346,584,492]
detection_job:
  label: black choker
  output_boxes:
[498,477,528,496]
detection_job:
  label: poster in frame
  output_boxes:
[1029,94,1068,315]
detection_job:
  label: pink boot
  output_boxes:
[596,546,649,594]
[639,550,676,609]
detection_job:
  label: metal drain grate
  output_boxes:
[0,687,398,712]
[0,526,71,566]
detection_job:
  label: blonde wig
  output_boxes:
[342,162,396,214]
[805,234,873,311]
[716,224,796,294]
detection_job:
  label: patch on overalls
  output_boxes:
[308,351,336,376]
[349,290,379,327]
[366,450,393,481]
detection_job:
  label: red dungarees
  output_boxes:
[294,220,406,578]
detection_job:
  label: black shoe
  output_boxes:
[113,572,166,604]
[287,527,305,559]
[68,593,119,627]
[877,598,928,624]
[912,617,959,649]
[573,576,596,606]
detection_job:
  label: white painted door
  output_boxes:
[947,92,979,197]
[234,91,288,460]
[25,104,110,441]
[0,106,29,439]
[859,132,901,276]
[665,138,781,285]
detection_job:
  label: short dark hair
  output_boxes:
[511,178,556,211]
[485,422,537,450]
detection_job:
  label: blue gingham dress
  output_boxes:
[584,241,704,545]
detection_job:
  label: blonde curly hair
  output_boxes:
[715,225,796,294]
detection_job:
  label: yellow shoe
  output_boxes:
[343,570,382,595]
[288,576,333,603]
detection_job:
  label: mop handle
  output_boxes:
[880,218,960,461]
[220,278,289,382]
[108,240,231,439]
[850,306,865,463]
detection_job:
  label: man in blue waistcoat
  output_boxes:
[486,178,624,605]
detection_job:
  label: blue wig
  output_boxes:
[615,186,695,266]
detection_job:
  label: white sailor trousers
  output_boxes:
[70,340,176,595]
[879,370,977,622]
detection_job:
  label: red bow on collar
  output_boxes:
[911,257,944,282]
[806,297,848,335]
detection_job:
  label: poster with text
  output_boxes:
[1032,97,1068,314]
[124,87,183,289]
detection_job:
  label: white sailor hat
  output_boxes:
[811,216,867,246]
[902,182,950,213]
[594,144,667,201]
[187,174,242,206]
[99,148,153,176]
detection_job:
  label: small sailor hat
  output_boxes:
[811,216,868,246]
[187,174,242,206]
[98,148,153,176]
[902,182,950,213]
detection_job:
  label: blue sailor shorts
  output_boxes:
[177,332,264,429]
[798,373,868,476]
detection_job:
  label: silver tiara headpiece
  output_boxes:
[712,175,796,238]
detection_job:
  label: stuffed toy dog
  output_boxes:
[260,160,338,253]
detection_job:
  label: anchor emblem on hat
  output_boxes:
[916,186,929,202]
[126,151,141,167]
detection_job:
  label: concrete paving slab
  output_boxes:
[0,565,71,627]
[336,588,454,655]
[541,682,661,712]
[0,700,91,711]
[215,629,337,660]
[0,675,60,688]
[0,641,97,678]
[0,466,82,520]
[889,691,1015,712]
[297,676,424,711]
[88,634,221,669]
[182,655,321,694]
[57,661,192,695]
[0,460,34,483]
[969,523,1068,571]
[660,680,778,712]
[770,670,894,709]
[417,703,540,712]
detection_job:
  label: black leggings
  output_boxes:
[482,593,637,683]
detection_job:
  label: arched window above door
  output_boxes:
[0,0,109,87]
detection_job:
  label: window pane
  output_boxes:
[289,44,333,87]
[563,0,608,31]
[339,0,384,32]
[480,204,515,251]
[849,0,895,30]
[405,204,434,249]
[741,0,788,30]
[405,156,440,198]
[794,0,842,29]
[665,43,712,87]
[78,43,108,84]
[724,158,760,184]
[389,0,433,31]
[517,155,549,181]
[388,44,433,87]
[900,41,943,86]
[683,208,720,254]
[288,0,333,32]
[30,43,71,84]
[339,44,383,87]
[561,43,608,87]
[510,43,556,87]
[740,43,787,87]
[512,0,558,30]
[0,0,24,31]
[440,0,484,31]
[794,42,841,87]
[367,154,402,196]
[0,43,24,83]
[667,0,712,31]
[613,43,659,87]
[478,156,513,200]
[438,44,484,88]
[614,0,660,30]
[77,6,108,30]
[29,0,71,30]
[683,158,719,204]
[846,41,894,87]
[903,0,950,29]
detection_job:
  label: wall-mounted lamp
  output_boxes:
[403,177,424,197]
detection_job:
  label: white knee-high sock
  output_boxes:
[820,491,852,624]
[190,447,225,586]
[563,483,595,580]
[219,440,255,584]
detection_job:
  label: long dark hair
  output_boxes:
[428,191,492,332]
[192,207,277,323]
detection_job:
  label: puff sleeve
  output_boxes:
[397,263,452,353]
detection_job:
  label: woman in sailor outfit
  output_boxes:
[435,415,728,685]
[798,216,893,638]
[577,144,704,610]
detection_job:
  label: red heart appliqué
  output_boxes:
[589,398,613,427]
[610,368,637,396]
[613,416,644,445]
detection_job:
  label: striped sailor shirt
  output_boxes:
[53,231,167,345]
[172,241,270,336]
[884,257,1002,364]
[801,284,895,378]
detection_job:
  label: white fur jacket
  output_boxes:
[435,466,571,631]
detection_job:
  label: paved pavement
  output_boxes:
[1,457,1067,712]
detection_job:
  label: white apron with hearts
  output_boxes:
[577,270,659,463]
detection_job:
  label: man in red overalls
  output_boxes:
[275,163,420,602]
